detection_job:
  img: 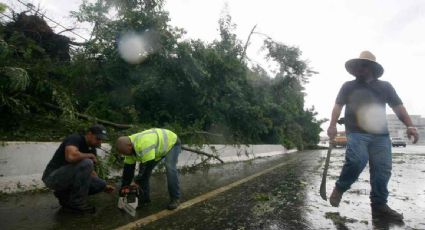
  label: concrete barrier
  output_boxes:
[0,142,294,193]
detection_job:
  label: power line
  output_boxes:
[15,0,88,41]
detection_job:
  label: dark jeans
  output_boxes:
[135,141,181,201]
[335,133,392,206]
[42,159,106,206]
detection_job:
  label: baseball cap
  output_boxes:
[88,124,108,140]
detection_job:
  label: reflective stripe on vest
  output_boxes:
[160,129,168,155]
[124,129,177,164]
[134,130,157,156]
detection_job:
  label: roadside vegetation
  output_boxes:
[0,0,324,150]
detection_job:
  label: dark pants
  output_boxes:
[135,141,181,201]
[42,159,106,206]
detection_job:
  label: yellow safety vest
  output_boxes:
[124,128,178,164]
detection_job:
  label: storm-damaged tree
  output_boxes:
[1,0,324,150]
[0,5,81,140]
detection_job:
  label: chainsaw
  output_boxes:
[117,185,140,217]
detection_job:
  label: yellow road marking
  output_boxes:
[115,158,295,230]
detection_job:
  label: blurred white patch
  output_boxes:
[357,104,387,134]
[118,30,159,64]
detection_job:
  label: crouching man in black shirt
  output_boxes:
[42,124,114,213]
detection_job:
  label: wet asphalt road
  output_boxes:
[1,146,424,229]
[143,146,425,230]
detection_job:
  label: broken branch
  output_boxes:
[182,146,224,164]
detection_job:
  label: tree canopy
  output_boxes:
[0,0,324,149]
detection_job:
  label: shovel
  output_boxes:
[319,142,333,200]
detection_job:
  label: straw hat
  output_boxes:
[345,51,384,78]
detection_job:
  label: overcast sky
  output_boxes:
[3,0,425,134]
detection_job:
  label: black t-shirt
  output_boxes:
[335,79,403,134]
[43,134,96,178]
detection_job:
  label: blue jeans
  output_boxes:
[42,159,106,206]
[335,133,392,206]
[135,141,181,200]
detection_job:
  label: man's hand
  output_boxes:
[407,127,419,144]
[119,184,140,197]
[120,186,131,197]
[91,170,98,177]
[104,185,115,193]
[327,125,337,141]
[87,153,97,164]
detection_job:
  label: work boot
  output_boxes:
[371,204,404,222]
[53,190,70,207]
[66,203,96,214]
[329,187,343,207]
[167,198,180,210]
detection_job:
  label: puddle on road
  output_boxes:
[0,153,301,230]
[143,154,313,230]
[121,147,425,229]
[305,146,425,230]
[1,146,424,229]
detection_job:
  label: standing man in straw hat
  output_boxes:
[327,51,419,221]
